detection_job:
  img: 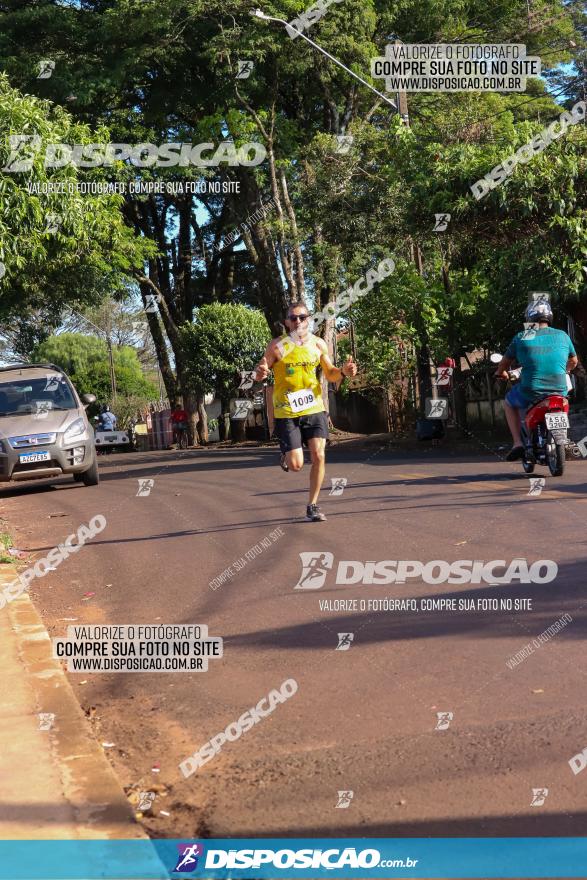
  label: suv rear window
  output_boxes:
[0,375,77,415]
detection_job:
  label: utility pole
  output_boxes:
[107,337,117,400]
[395,41,410,126]
[348,304,357,361]
[395,64,436,405]
[396,88,409,126]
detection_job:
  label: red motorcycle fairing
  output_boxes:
[525,394,569,432]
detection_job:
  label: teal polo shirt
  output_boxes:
[505,327,576,400]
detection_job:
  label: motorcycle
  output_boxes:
[491,353,571,476]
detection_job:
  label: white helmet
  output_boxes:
[524,299,553,324]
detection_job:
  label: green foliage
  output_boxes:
[32,333,158,402]
[180,303,270,403]
[0,530,13,564]
[0,0,585,406]
[339,259,421,389]
[360,91,587,361]
[105,394,155,430]
[0,74,154,322]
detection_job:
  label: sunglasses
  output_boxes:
[288,314,309,322]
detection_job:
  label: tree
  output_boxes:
[180,303,270,439]
[543,0,587,108]
[367,83,587,426]
[63,294,167,377]
[1,0,583,437]
[32,333,159,403]
[0,74,153,324]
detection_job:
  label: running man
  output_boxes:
[254,301,357,522]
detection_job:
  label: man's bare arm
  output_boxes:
[254,340,281,381]
[316,339,357,382]
[494,355,515,379]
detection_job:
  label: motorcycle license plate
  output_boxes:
[544,413,569,430]
[287,389,315,413]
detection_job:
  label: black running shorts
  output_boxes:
[274,412,329,453]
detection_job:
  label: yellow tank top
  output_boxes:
[273,334,325,418]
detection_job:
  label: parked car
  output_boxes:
[0,363,98,486]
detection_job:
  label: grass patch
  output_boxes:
[0,530,13,564]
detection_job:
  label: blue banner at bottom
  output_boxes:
[1,838,587,879]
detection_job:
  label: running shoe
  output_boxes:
[280,453,289,472]
[506,445,524,461]
[306,503,326,522]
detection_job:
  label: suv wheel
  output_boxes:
[81,456,99,486]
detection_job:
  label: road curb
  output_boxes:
[1,564,148,839]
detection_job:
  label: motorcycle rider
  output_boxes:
[494,299,578,461]
[169,403,189,445]
[98,403,117,432]
[254,301,357,522]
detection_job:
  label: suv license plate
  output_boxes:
[19,451,50,464]
[545,413,569,430]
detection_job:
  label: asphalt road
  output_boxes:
[3,439,587,839]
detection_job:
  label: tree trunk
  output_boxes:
[196,395,208,444]
[138,283,177,405]
[411,242,433,412]
[321,313,336,419]
[218,394,230,442]
[452,356,468,431]
[236,167,289,327]
[182,387,199,447]
[231,418,246,443]
[414,316,433,410]
[442,264,468,431]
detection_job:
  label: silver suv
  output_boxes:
[0,363,99,486]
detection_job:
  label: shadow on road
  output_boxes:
[253,472,533,499]
[2,447,578,500]
[221,560,587,648]
[259,809,587,837]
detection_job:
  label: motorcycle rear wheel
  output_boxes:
[547,439,565,477]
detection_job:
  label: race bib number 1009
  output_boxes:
[287,389,315,413]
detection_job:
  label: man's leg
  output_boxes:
[503,387,526,460]
[504,399,523,447]
[275,419,304,472]
[307,437,326,504]
[286,448,304,471]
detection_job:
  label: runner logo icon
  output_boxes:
[336,790,354,808]
[433,212,451,231]
[173,843,205,873]
[435,711,453,730]
[294,552,334,590]
[530,787,549,806]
